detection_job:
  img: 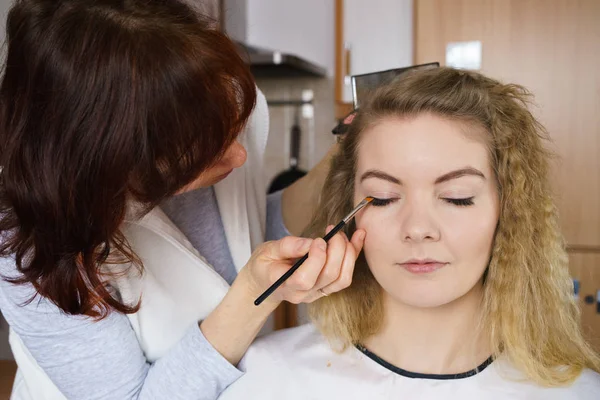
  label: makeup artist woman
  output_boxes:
[0,1,365,399]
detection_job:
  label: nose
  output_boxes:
[399,197,440,243]
[222,140,247,169]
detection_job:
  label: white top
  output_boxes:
[219,324,600,400]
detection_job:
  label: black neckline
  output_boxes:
[355,344,494,380]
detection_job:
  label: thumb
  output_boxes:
[350,229,366,256]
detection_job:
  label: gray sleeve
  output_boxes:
[0,257,242,400]
[265,190,291,241]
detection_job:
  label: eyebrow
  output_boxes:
[434,167,486,184]
[359,170,402,185]
[359,167,486,185]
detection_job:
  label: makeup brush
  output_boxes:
[254,196,376,306]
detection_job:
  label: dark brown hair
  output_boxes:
[0,0,256,318]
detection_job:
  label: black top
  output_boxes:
[355,344,494,380]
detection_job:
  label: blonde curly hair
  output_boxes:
[306,67,600,386]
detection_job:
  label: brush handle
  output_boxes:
[254,220,347,306]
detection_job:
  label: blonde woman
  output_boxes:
[219,67,600,399]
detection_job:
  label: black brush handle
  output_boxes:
[254,220,347,306]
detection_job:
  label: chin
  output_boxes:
[381,280,470,309]
[393,292,458,309]
[387,279,485,310]
[372,263,486,310]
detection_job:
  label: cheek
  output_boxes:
[444,204,498,263]
[355,210,393,263]
[355,208,385,238]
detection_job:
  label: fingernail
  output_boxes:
[359,231,366,240]
[316,239,327,252]
[325,225,333,234]
[297,238,312,252]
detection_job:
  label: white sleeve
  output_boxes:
[0,257,243,400]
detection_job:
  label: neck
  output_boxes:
[363,283,490,375]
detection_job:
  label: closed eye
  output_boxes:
[444,197,474,207]
[370,197,399,207]
[370,197,473,207]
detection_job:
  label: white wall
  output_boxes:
[344,0,413,75]
[0,0,13,45]
[247,0,335,76]
[223,0,335,77]
[0,0,13,361]
[223,0,248,43]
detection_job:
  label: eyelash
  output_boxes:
[370,197,398,207]
[444,197,474,207]
[370,197,475,207]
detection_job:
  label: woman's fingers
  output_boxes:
[290,228,366,304]
[350,228,366,255]
[316,229,365,297]
[247,229,366,305]
[312,225,348,288]
[283,238,327,291]
[263,236,313,261]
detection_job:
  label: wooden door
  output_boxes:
[414,0,600,247]
[415,0,600,349]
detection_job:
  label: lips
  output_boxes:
[398,259,448,274]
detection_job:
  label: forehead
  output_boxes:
[356,114,492,177]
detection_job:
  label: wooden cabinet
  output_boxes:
[415,0,600,349]
[570,252,600,350]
